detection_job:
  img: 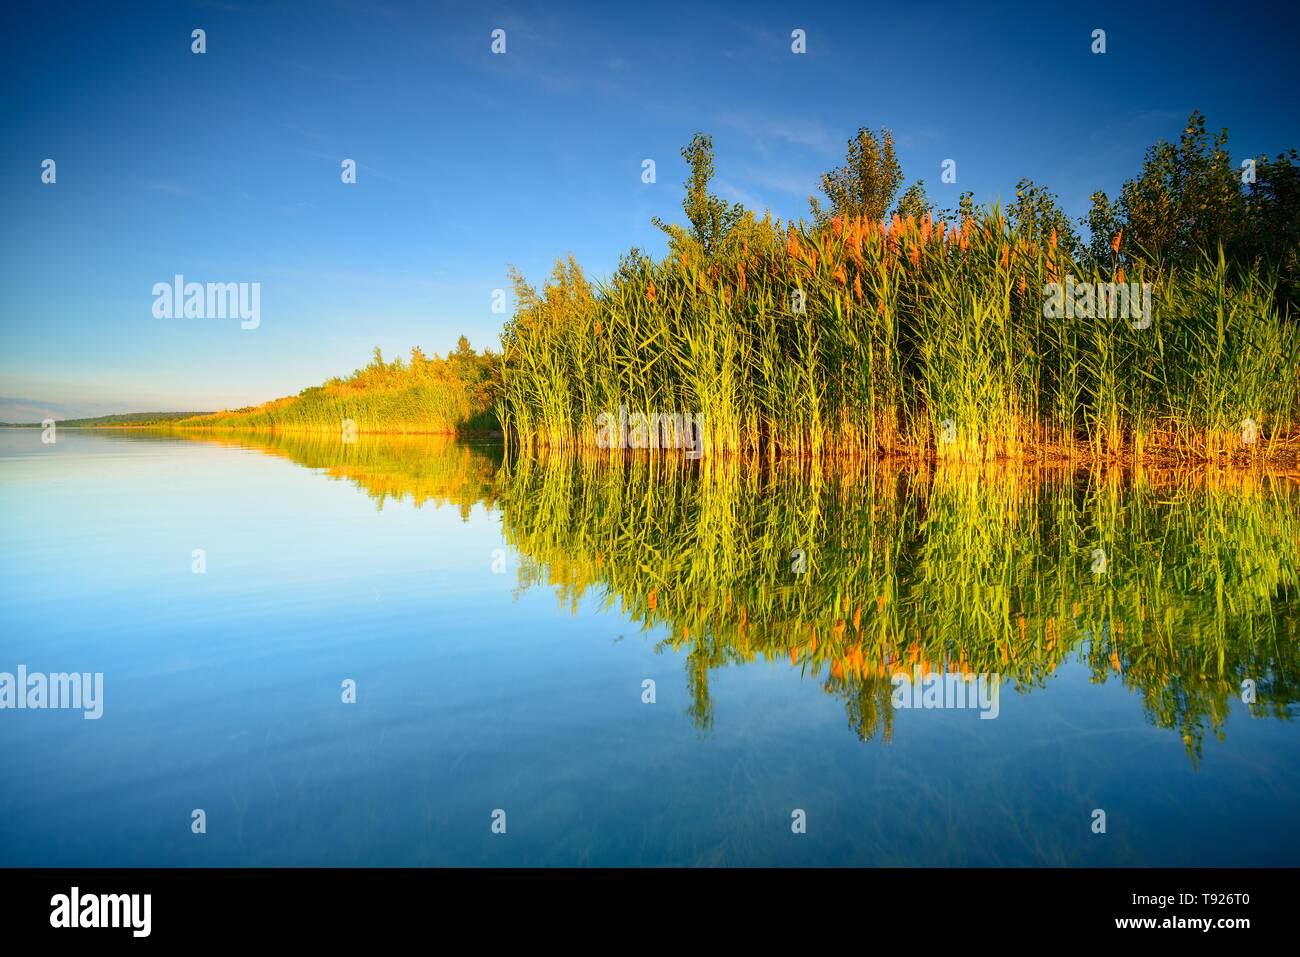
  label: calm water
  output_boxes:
[1,428,1298,866]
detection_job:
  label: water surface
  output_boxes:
[1,429,1297,865]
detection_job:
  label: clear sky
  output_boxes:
[2,0,1297,419]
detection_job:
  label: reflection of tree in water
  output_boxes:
[827,673,896,743]
[686,649,716,732]
[1115,619,1299,769]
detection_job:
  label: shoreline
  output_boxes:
[18,423,1299,471]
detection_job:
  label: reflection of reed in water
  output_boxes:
[187,430,503,515]
[175,428,1300,760]
[498,454,1300,761]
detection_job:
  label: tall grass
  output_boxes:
[181,343,499,435]
[500,207,1300,463]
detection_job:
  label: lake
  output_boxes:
[1,428,1297,866]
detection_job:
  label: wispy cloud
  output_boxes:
[443,14,630,100]
[282,58,363,89]
[0,396,71,422]
[142,179,192,197]
[742,167,816,196]
[711,15,784,59]
[284,122,327,143]
[715,178,767,212]
[1082,109,1185,151]
[715,111,838,157]
[329,0,404,19]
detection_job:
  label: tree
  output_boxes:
[1243,150,1300,314]
[1083,191,1123,266]
[1007,178,1079,255]
[1115,111,1244,264]
[1082,112,1297,313]
[652,133,744,257]
[893,180,933,221]
[810,127,903,224]
[938,190,975,227]
[959,190,974,223]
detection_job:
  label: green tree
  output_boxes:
[653,133,744,257]
[810,127,903,224]
[1007,178,1079,255]
[893,180,933,221]
[1083,190,1123,266]
[1242,150,1300,314]
[1084,112,1298,312]
[1116,111,1244,264]
[938,190,975,226]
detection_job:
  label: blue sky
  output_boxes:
[2,0,1297,418]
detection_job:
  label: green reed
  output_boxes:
[499,208,1299,463]
[178,344,499,436]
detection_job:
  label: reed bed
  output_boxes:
[180,344,499,436]
[500,208,1299,464]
